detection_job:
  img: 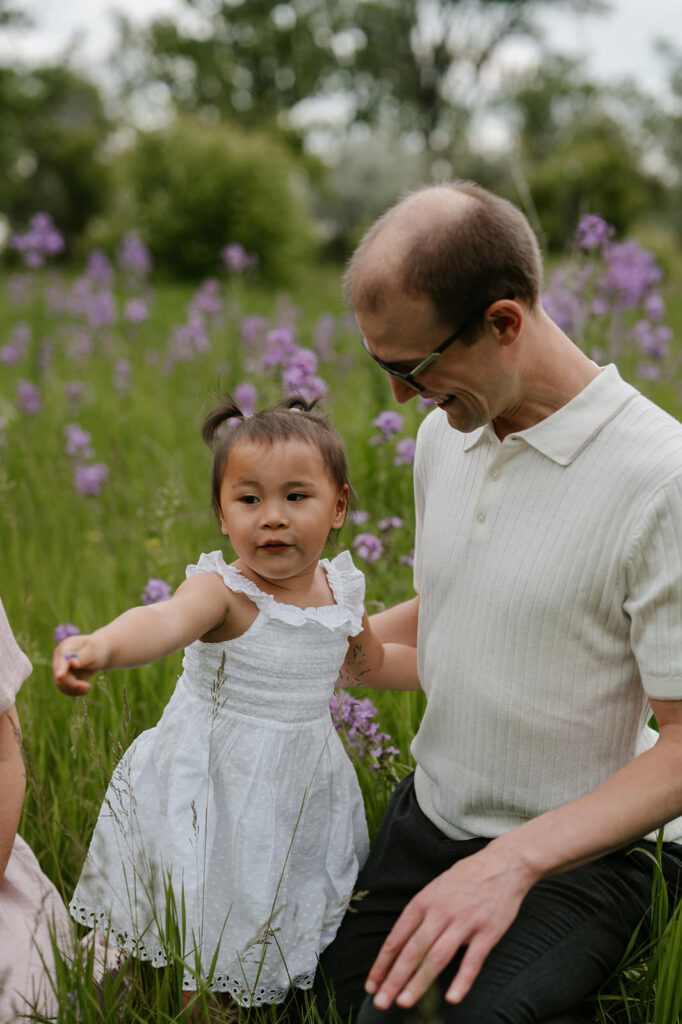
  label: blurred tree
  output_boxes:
[494,57,664,248]
[115,0,604,157]
[0,0,29,27]
[647,42,682,241]
[0,64,112,244]
[118,117,315,281]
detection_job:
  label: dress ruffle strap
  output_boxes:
[186,551,365,635]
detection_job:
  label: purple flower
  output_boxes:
[117,232,151,279]
[1,343,24,365]
[350,510,369,526]
[191,279,222,317]
[54,622,80,644]
[64,381,88,410]
[241,315,269,346]
[417,396,436,413]
[11,213,64,268]
[141,578,172,605]
[636,364,660,381]
[374,516,401,532]
[74,463,109,496]
[644,293,665,321]
[123,298,149,324]
[262,326,297,368]
[372,411,404,441]
[393,438,416,466]
[64,423,94,461]
[169,313,210,362]
[9,323,31,357]
[16,380,41,415]
[282,347,324,397]
[288,375,327,403]
[603,240,662,310]
[87,290,116,330]
[222,243,257,273]
[400,550,415,569]
[85,250,114,286]
[329,691,399,769]
[113,359,132,393]
[574,214,613,252]
[632,321,671,361]
[541,286,588,336]
[233,382,257,417]
[352,533,384,564]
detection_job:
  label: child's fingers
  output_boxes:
[52,638,96,693]
[55,673,92,696]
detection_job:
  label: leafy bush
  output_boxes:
[122,118,316,282]
[0,65,111,246]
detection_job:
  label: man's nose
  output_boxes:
[389,376,419,404]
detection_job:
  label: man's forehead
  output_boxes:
[352,188,472,313]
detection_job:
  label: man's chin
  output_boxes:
[440,400,486,434]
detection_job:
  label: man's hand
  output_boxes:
[53,634,108,696]
[365,846,535,1009]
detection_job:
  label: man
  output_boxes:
[316,182,682,1023]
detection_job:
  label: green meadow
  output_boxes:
[2,238,682,1021]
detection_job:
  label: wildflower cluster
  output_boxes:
[54,622,80,644]
[329,691,399,772]
[222,243,258,274]
[542,214,672,383]
[64,423,108,497]
[11,213,64,269]
[141,579,173,605]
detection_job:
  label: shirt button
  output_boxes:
[490,469,500,480]
[476,511,486,523]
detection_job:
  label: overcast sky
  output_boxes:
[1,0,681,100]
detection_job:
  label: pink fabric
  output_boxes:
[0,598,32,715]
[0,600,117,1020]
[0,835,74,1021]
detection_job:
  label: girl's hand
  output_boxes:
[52,634,107,696]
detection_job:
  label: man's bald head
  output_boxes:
[345,181,542,346]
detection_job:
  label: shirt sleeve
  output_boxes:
[0,599,32,715]
[624,475,682,699]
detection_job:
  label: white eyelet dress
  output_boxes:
[69,550,369,1005]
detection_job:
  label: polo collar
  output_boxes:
[462,364,638,466]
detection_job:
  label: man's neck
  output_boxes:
[492,312,601,441]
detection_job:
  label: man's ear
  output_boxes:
[485,299,524,345]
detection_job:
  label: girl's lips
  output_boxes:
[260,542,290,550]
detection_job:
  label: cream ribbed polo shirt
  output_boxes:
[412,364,682,842]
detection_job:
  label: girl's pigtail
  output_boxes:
[283,395,317,414]
[202,398,244,449]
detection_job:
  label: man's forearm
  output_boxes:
[370,596,419,646]
[489,717,682,886]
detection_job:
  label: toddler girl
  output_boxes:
[53,397,419,1008]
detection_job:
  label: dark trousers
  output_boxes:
[314,774,682,1024]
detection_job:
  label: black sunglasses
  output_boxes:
[360,320,473,394]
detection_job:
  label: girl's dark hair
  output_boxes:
[202,395,351,522]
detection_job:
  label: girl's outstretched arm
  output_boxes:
[338,610,420,691]
[53,573,232,697]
